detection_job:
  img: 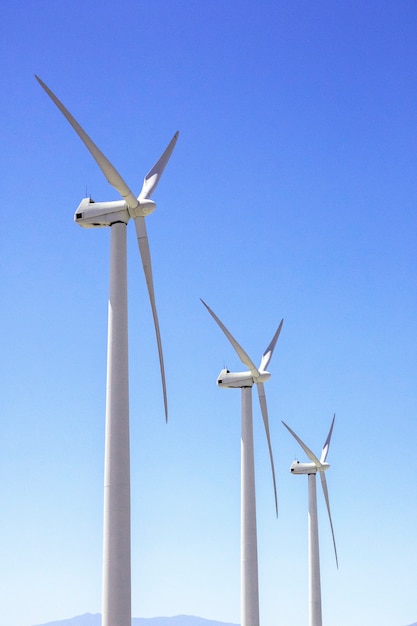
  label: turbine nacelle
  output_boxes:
[290,460,330,475]
[74,197,129,227]
[217,368,271,388]
[74,197,157,228]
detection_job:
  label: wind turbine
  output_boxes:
[36,76,178,626]
[201,299,283,626]
[282,415,338,626]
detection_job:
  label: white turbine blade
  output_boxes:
[139,132,179,200]
[282,421,322,468]
[134,216,168,421]
[259,318,284,372]
[319,472,339,568]
[257,382,278,517]
[35,75,138,210]
[200,300,259,378]
[320,413,336,464]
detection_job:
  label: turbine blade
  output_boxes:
[139,132,179,200]
[320,472,339,568]
[320,414,336,464]
[259,318,284,372]
[281,421,322,468]
[134,216,168,421]
[35,75,138,210]
[200,300,259,379]
[257,382,278,517]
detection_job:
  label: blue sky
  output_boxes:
[1,1,416,625]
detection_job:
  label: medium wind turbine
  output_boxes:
[36,76,178,626]
[282,415,338,626]
[201,300,283,626]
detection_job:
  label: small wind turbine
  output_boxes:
[36,76,178,626]
[282,415,338,626]
[201,299,283,626]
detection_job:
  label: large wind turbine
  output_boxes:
[36,76,178,626]
[201,300,283,626]
[282,415,338,626]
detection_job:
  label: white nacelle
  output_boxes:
[216,368,271,389]
[74,197,157,228]
[74,198,130,228]
[290,460,330,475]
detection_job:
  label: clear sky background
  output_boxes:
[1,2,416,625]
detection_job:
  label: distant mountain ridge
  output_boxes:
[33,614,417,626]
[34,614,240,626]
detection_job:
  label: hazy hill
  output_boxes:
[37,613,417,626]
[33,614,417,626]
[34,614,240,626]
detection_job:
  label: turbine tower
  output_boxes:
[282,415,338,626]
[36,76,178,626]
[202,300,283,626]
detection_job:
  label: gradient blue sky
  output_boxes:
[1,2,416,625]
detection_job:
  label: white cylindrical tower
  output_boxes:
[308,472,322,626]
[241,386,259,626]
[102,222,131,626]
